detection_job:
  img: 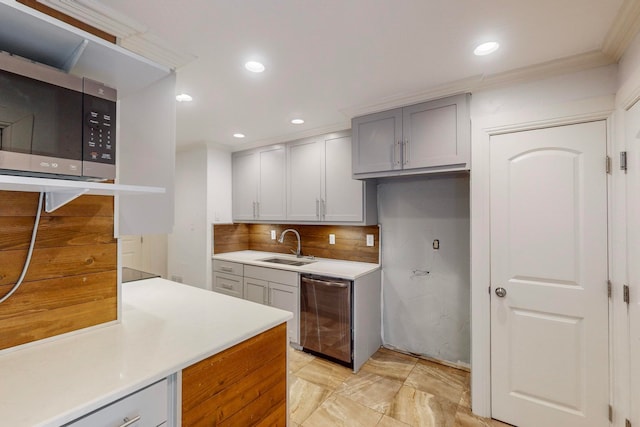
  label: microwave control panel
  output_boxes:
[84,106,114,163]
[82,79,117,179]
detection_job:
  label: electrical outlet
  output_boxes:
[271,230,276,240]
[329,234,336,245]
[366,234,374,246]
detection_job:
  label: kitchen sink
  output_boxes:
[259,257,316,267]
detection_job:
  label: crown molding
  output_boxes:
[602,0,640,61]
[36,0,195,69]
[227,121,351,152]
[120,33,196,70]
[341,50,614,119]
[37,0,144,37]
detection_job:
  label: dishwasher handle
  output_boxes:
[302,277,350,288]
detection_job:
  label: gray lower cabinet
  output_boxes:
[212,260,244,298]
[65,379,168,427]
[244,266,299,344]
[213,261,299,344]
[352,93,470,178]
[244,276,268,304]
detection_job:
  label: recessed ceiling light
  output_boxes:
[291,119,305,124]
[175,93,193,102]
[233,133,246,139]
[245,61,265,73]
[474,41,500,56]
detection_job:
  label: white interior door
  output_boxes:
[627,101,640,427]
[490,121,609,427]
[121,235,143,270]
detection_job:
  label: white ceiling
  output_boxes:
[97,0,627,151]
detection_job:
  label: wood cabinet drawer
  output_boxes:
[244,265,298,287]
[66,379,167,427]
[213,260,244,276]
[213,272,243,298]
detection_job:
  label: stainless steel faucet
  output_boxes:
[278,228,302,257]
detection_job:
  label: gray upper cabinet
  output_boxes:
[352,94,470,178]
[287,132,376,224]
[324,134,366,222]
[233,131,376,224]
[232,145,286,221]
[287,137,324,221]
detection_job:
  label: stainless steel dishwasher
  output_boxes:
[300,274,353,367]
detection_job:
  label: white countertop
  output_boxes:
[0,279,292,427]
[212,250,380,280]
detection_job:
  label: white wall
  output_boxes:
[168,146,208,288]
[167,144,232,290]
[378,175,470,365]
[205,146,232,289]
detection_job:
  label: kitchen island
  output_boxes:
[0,278,292,426]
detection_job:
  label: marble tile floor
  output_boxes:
[289,347,513,427]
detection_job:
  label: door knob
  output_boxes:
[495,287,507,298]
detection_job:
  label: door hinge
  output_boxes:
[621,151,628,172]
[623,284,630,304]
[607,280,612,298]
[488,286,491,295]
[606,155,612,174]
[608,404,613,422]
[626,419,631,427]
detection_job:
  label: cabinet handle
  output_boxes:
[222,283,233,290]
[321,199,326,219]
[118,416,141,427]
[256,201,260,218]
[316,198,320,219]
[394,141,402,166]
[252,201,256,218]
[220,266,233,272]
[403,139,409,165]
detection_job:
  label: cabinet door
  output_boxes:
[244,277,268,305]
[118,74,176,234]
[352,108,403,174]
[67,379,167,427]
[213,272,243,298]
[402,94,469,170]
[324,135,363,222]
[232,151,258,221]
[287,138,323,221]
[269,282,299,344]
[257,146,286,220]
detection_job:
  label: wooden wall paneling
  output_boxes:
[0,193,114,217]
[0,191,117,351]
[182,323,287,426]
[0,271,117,349]
[0,243,117,285]
[248,224,380,264]
[16,0,117,43]
[212,223,250,254]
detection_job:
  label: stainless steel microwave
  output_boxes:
[0,51,116,180]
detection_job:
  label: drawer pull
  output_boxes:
[220,267,233,272]
[118,416,141,427]
[222,283,233,290]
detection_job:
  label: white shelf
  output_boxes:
[0,0,171,97]
[0,175,165,212]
